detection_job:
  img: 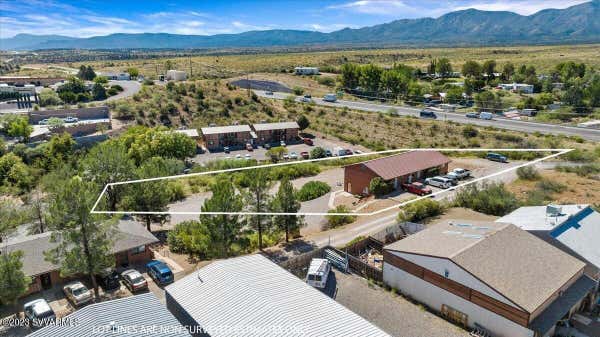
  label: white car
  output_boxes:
[289,152,298,159]
[23,299,56,328]
[38,119,49,125]
[425,176,453,189]
[282,154,290,160]
[235,154,242,159]
[280,140,286,147]
[63,116,79,123]
[63,281,93,306]
[450,168,471,179]
[245,154,251,160]
[265,91,273,95]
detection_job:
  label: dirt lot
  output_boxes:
[327,269,470,337]
[507,169,600,204]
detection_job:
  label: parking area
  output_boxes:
[322,268,470,337]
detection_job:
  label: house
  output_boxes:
[28,292,191,337]
[252,121,300,145]
[5,220,158,296]
[200,124,254,150]
[166,70,187,81]
[383,219,596,337]
[294,66,319,75]
[165,254,390,337]
[100,72,131,81]
[497,204,600,283]
[499,83,534,94]
[343,151,450,195]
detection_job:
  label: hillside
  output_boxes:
[1,1,599,50]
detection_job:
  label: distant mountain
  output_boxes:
[1,1,599,50]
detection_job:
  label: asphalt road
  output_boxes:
[104,80,142,102]
[255,90,600,142]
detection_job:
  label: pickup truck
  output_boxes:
[448,168,471,179]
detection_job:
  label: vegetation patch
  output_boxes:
[295,181,331,202]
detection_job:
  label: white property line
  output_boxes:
[90,148,572,216]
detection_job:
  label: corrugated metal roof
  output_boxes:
[252,121,300,131]
[200,125,251,135]
[350,151,450,180]
[165,254,390,337]
[28,293,191,337]
[174,129,199,138]
[496,204,589,231]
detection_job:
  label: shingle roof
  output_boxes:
[200,125,251,135]
[165,254,390,337]
[385,220,586,314]
[5,220,158,276]
[28,293,191,337]
[350,151,450,180]
[252,121,300,131]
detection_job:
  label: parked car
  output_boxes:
[245,154,251,160]
[146,260,174,286]
[223,146,230,153]
[466,112,479,118]
[425,176,453,189]
[301,94,312,102]
[323,93,337,102]
[486,152,508,163]
[282,153,290,160]
[402,182,432,196]
[442,175,459,186]
[343,149,353,156]
[300,151,309,159]
[63,116,78,123]
[264,143,271,150]
[280,140,286,147]
[354,149,363,154]
[419,110,437,119]
[246,143,253,151]
[325,149,332,157]
[38,119,49,125]
[265,91,273,95]
[63,281,93,306]
[23,299,56,328]
[235,154,242,159]
[121,269,148,292]
[289,152,298,159]
[96,268,121,291]
[450,168,471,179]
[302,137,313,145]
[479,111,493,120]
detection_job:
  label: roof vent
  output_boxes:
[546,204,562,217]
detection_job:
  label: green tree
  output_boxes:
[586,74,600,107]
[482,60,497,77]
[475,90,502,112]
[435,58,452,77]
[0,153,33,192]
[502,62,515,81]
[462,61,482,78]
[340,63,361,90]
[200,177,244,257]
[126,67,140,78]
[38,88,62,106]
[310,146,327,159]
[6,115,33,142]
[0,251,31,315]
[82,140,136,211]
[244,169,273,250]
[397,199,445,222]
[562,79,586,112]
[44,132,75,165]
[266,146,288,162]
[167,220,210,256]
[325,205,356,229]
[92,83,107,100]
[47,117,64,130]
[45,176,117,300]
[93,76,108,84]
[272,178,303,242]
[297,115,310,130]
[359,64,383,92]
[369,177,390,196]
[121,127,196,164]
[0,198,30,238]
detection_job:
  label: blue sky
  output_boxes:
[0,0,590,38]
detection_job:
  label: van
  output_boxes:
[486,152,508,163]
[480,112,493,120]
[306,258,331,289]
[419,110,437,119]
[323,93,337,102]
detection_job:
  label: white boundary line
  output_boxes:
[90,148,572,216]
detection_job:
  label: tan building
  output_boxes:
[383,220,596,337]
[344,151,450,195]
[201,124,254,150]
[252,121,300,145]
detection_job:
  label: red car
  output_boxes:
[246,143,253,151]
[300,151,309,159]
[402,182,432,196]
[302,138,313,146]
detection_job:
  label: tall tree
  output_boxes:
[482,60,497,76]
[82,141,136,211]
[502,62,515,81]
[0,198,29,240]
[92,83,107,100]
[271,178,303,242]
[435,58,452,77]
[462,61,482,78]
[0,251,31,315]
[244,169,273,250]
[27,186,49,234]
[200,177,244,257]
[45,176,117,300]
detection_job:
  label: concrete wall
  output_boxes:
[383,262,535,337]
[29,106,109,123]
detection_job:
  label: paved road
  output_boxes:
[104,80,142,102]
[255,90,600,142]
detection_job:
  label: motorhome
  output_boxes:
[306,258,331,289]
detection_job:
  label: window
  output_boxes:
[444,269,450,278]
[130,245,145,255]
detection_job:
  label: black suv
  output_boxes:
[96,268,121,291]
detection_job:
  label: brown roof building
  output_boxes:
[343,151,450,195]
[383,220,596,337]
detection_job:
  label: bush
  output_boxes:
[269,163,320,180]
[310,146,326,159]
[555,164,600,177]
[369,177,392,196]
[293,86,304,95]
[296,181,331,201]
[516,166,540,180]
[325,205,356,229]
[167,220,210,257]
[317,76,335,87]
[453,182,519,216]
[462,125,478,138]
[398,199,445,223]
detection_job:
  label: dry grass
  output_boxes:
[507,169,600,204]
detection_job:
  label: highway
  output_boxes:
[254,90,600,142]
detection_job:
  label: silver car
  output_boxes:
[63,281,93,306]
[121,269,148,292]
[425,176,453,189]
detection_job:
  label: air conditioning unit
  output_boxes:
[546,204,562,217]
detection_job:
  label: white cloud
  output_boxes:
[305,23,355,32]
[451,0,589,16]
[328,0,420,16]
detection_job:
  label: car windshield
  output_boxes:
[72,287,87,296]
[131,275,145,283]
[160,271,173,278]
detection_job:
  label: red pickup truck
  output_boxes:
[402,182,432,196]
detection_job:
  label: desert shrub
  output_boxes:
[462,125,478,138]
[325,205,356,229]
[317,76,335,87]
[536,179,566,194]
[296,181,331,201]
[555,164,600,177]
[369,177,392,196]
[397,199,446,223]
[453,182,519,216]
[516,166,541,180]
[563,149,596,162]
[269,163,320,180]
[293,86,304,95]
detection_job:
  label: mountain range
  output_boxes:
[1,1,599,50]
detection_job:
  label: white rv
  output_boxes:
[306,258,331,289]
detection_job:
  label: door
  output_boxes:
[40,273,52,290]
[346,182,351,193]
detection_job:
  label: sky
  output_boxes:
[0,0,591,39]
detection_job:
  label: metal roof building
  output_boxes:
[165,254,390,337]
[200,124,252,135]
[252,121,300,131]
[28,293,191,337]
